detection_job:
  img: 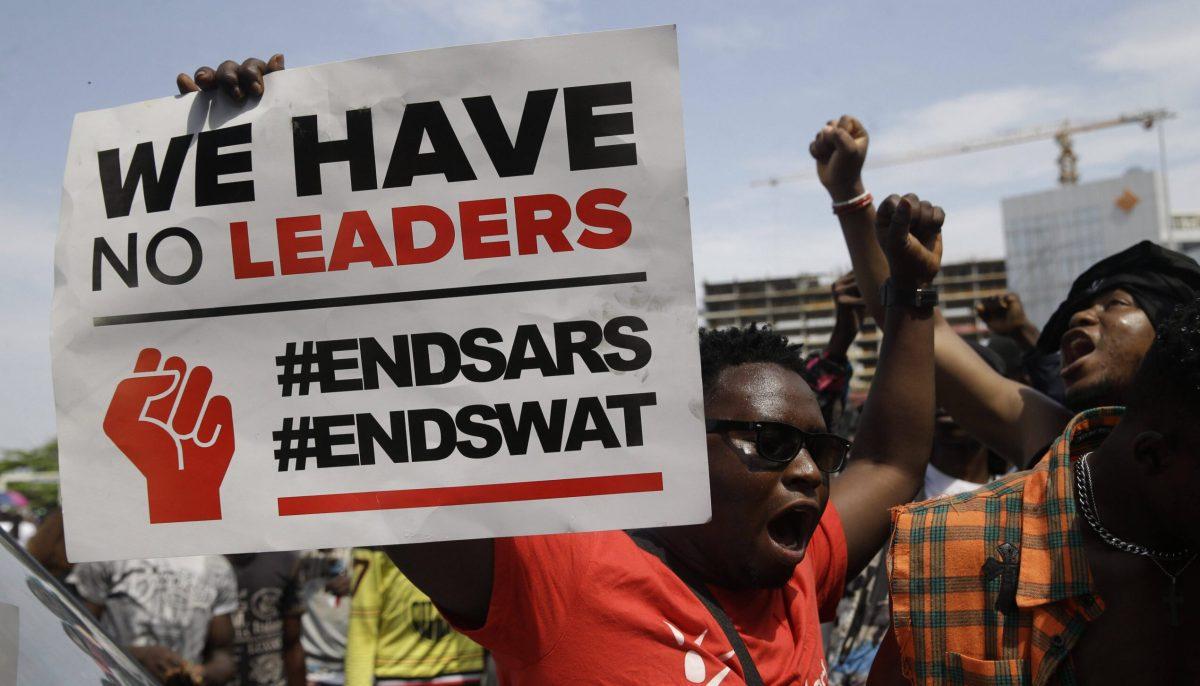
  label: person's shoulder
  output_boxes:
[497,529,633,571]
[203,553,235,567]
[890,471,1039,584]
[66,558,117,584]
[199,554,237,580]
[501,529,625,548]
[902,470,1032,518]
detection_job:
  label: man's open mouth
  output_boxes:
[1060,330,1096,368]
[767,504,818,552]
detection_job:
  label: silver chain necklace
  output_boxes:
[1074,451,1198,626]
[1073,452,1193,560]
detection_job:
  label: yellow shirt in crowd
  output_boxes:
[345,548,485,686]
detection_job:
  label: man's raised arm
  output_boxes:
[383,540,495,629]
[829,194,940,578]
[809,115,1072,467]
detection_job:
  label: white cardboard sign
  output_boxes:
[52,26,708,562]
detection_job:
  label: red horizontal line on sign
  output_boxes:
[276,472,664,517]
[94,271,648,326]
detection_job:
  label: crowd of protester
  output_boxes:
[15,511,490,686]
[4,54,1200,685]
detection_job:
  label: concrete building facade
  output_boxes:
[1172,213,1200,262]
[1001,168,1167,329]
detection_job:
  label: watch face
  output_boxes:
[880,281,938,308]
[915,289,939,307]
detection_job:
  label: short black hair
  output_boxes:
[699,324,806,396]
[1129,298,1200,418]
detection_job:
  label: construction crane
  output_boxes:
[751,108,1175,188]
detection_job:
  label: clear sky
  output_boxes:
[3,0,1198,449]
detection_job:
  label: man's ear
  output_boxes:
[1131,430,1169,474]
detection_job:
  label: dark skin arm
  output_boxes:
[930,312,1070,467]
[811,115,1072,468]
[283,613,305,686]
[127,645,191,684]
[829,194,941,578]
[825,272,865,360]
[382,539,494,629]
[201,614,235,686]
[89,603,195,685]
[809,117,889,325]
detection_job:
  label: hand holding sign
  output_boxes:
[58,28,703,561]
[875,193,944,289]
[103,348,234,524]
[177,54,285,100]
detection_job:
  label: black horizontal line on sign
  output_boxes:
[93,272,648,326]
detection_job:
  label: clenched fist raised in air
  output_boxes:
[976,292,1041,350]
[809,114,869,202]
[103,348,234,523]
[875,193,944,289]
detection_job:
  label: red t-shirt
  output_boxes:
[456,504,847,685]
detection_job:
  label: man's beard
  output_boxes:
[1064,378,1123,412]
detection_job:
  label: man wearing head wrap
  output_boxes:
[937,240,1200,467]
[1037,240,1200,411]
[813,115,1200,468]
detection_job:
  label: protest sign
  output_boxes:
[52,26,707,562]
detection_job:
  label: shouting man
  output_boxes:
[178,56,942,684]
[810,115,1200,469]
[875,298,1200,685]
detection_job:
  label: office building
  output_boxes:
[1172,213,1200,261]
[1001,168,1167,329]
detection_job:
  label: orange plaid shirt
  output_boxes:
[887,408,1119,685]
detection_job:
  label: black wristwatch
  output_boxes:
[879,278,938,309]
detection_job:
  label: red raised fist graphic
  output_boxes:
[103,348,234,524]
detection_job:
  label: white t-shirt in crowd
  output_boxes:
[68,556,238,663]
[923,463,995,499]
[297,548,352,684]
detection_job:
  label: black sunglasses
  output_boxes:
[704,419,851,473]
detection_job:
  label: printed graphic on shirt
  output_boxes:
[296,549,351,667]
[660,620,827,685]
[229,552,301,686]
[412,600,453,641]
[664,620,736,685]
[248,652,284,685]
[232,585,288,686]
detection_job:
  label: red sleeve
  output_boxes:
[447,532,598,668]
[807,501,848,621]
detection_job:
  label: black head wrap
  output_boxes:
[1036,240,1200,354]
